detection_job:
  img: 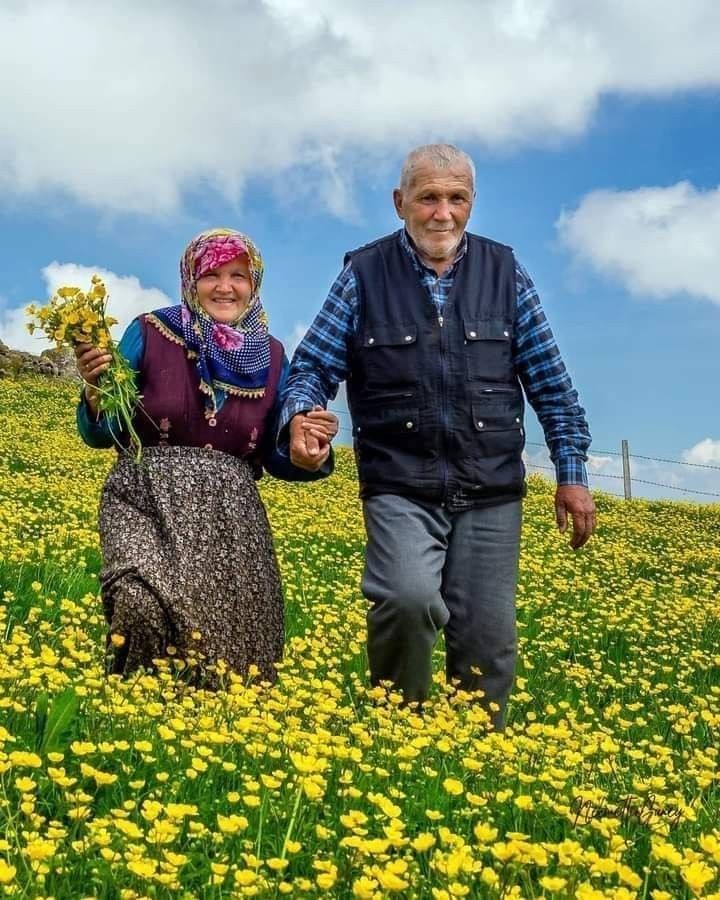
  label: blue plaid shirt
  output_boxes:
[280,229,590,486]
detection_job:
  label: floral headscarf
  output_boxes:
[146,228,271,417]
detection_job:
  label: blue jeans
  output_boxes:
[361,494,522,729]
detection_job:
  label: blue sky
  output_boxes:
[2,1,719,500]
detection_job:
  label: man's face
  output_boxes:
[393,162,474,267]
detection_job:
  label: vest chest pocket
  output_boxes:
[357,324,419,390]
[464,318,514,383]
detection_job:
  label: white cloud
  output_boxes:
[683,438,720,465]
[557,182,720,305]
[0,304,52,355]
[586,454,620,475]
[0,263,172,353]
[1,1,719,216]
[282,321,310,359]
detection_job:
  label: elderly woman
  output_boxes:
[75,228,336,684]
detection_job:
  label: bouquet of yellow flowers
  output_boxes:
[26,276,142,460]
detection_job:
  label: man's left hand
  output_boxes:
[555,485,596,549]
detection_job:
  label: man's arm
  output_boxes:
[279,263,358,469]
[513,259,596,548]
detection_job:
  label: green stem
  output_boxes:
[280,782,304,861]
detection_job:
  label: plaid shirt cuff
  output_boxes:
[555,457,589,487]
[277,399,316,456]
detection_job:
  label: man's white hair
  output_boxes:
[399,144,476,193]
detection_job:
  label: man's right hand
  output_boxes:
[289,408,333,471]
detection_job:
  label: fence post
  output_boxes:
[621,440,632,500]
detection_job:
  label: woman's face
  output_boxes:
[195,255,253,324]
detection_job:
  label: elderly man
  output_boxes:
[281,144,595,728]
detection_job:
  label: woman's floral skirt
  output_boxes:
[98,445,283,685]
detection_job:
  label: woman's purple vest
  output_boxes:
[132,315,283,461]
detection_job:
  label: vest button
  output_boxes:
[405,421,413,429]
[477,420,484,428]
[515,417,521,423]
[503,330,509,337]
[208,417,217,427]
[469,330,477,338]
[404,335,412,342]
[368,337,375,345]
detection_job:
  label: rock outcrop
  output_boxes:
[0,339,79,379]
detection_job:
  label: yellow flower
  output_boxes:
[0,861,16,885]
[24,838,55,861]
[368,792,401,818]
[9,751,42,768]
[217,813,249,834]
[353,876,379,899]
[411,833,436,852]
[127,858,157,879]
[540,876,568,892]
[317,871,337,890]
[340,810,369,829]
[682,861,716,893]
[15,776,36,792]
[303,777,325,800]
[114,820,144,840]
[70,741,96,756]
[267,858,289,872]
[473,822,498,843]
[443,777,464,796]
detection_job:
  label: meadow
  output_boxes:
[0,375,719,899]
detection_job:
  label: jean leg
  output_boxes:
[362,494,451,703]
[442,500,522,729]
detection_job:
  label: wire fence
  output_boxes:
[328,406,720,500]
[524,441,720,499]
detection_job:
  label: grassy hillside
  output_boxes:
[1,375,719,899]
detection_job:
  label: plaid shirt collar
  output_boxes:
[399,228,468,278]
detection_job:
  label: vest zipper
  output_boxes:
[438,312,449,505]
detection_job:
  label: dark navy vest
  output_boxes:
[130,316,283,465]
[346,231,526,509]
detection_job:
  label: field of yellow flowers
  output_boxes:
[1,375,719,899]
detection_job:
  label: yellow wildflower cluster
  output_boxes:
[0,375,719,898]
[26,278,142,459]
[26,276,116,348]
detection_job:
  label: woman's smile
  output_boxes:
[196,257,253,323]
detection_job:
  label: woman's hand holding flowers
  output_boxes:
[75,343,112,415]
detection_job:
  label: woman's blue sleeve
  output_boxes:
[76,319,145,449]
[261,354,334,482]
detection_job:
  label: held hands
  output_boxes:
[75,342,112,416]
[289,406,339,471]
[555,484,597,549]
